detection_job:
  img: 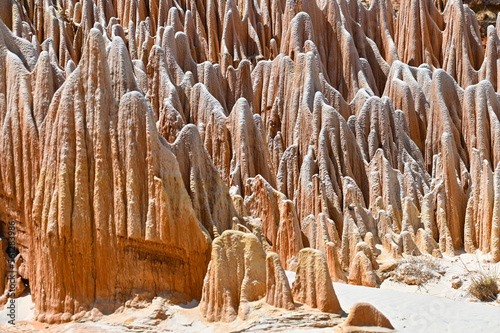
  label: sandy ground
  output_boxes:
[334,282,500,332]
[0,293,35,323]
[1,252,500,332]
[286,250,500,333]
[380,251,500,302]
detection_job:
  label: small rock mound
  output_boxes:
[341,302,394,332]
[200,230,266,322]
[291,248,342,313]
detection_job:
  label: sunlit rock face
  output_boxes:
[0,0,500,324]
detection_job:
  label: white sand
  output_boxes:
[285,251,500,333]
[333,282,500,332]
[0,294,35,323]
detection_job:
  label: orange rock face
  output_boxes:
[200,230,266,322]
[291,248,343,313]
[1,0,500,324]
[266,251,295,310]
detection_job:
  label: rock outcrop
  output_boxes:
[265,252,295,310]
[1,0,500,325]
[291,248,342,313]
[200,230,266,322]
[244,175,303,270]
[341,302,394,332]
[348,251,380,287]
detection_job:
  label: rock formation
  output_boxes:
[0,0,500,326]
[291,248,342,313]
[265,252,295,310]
[348,243,380,287]
[200,230,266,322]
[244,175,303,270]
[341,302,394,332]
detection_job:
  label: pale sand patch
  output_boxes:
[0,293,35,323]
[287,266,500,333]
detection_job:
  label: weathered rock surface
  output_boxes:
[291,248,342,313]
[200,230,266,322]
[265,252,295,310]
[341,302,394,332]
[245,175,303,270]
[1,0,500,326]
[348,250,380,287]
